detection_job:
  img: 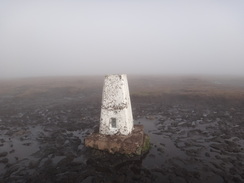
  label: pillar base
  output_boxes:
[84,125,150,156]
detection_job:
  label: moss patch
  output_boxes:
[142,134,150,154]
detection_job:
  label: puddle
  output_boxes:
[135,118,187,169]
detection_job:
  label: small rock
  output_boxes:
[146,116,155,120]
[215,155,221,159]
[0,158,8,164]
[157,147,164,153]
[9,149,15,153]
[148,154,155,158]
[178,122,186,126]
[205,152,210,157]
[0,152,8,157]
[29,160,39,169]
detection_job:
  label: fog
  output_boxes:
[1,0,244,78]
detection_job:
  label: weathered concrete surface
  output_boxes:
[85,125,150,155]
[100,74,133,135]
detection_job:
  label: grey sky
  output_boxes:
[1,0,244,78]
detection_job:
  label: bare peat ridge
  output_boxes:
[0,75,243,183]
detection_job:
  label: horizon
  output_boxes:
[1,73,244,80]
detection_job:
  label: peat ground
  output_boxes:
[0,75,244,183]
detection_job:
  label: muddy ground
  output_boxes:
[0,75,244,183]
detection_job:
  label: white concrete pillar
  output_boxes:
[99,74,133,135]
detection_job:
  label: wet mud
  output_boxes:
[0,76,244,183]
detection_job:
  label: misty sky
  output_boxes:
[1,0,244,78]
